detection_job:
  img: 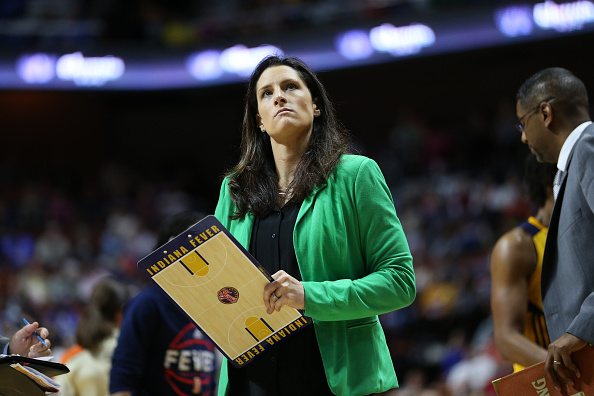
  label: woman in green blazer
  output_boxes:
[214,56,416,396]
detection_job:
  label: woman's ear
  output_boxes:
[313,104,321,117]
[257,114,266,132]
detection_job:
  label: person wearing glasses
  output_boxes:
[516,67,593,391]
[490,154,556,372]
[214,55,416,396]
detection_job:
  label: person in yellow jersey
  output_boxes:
[490,154,557,371]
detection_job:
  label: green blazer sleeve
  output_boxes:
[297,155,415,321]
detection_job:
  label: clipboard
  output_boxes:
[137,215,311,368]
[492,345,594,395]
[0,355,69,396]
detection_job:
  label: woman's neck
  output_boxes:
[276,161,297,190]
[271,143,304,189]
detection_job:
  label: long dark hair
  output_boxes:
[225,56,351,219]
[75,277,129,352]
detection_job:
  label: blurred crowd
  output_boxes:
[0,95,539,395]
[0,162,205,348]
[0,0,504,49]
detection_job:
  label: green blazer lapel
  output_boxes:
[296,183,327,227]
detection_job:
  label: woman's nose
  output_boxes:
[274,91,287,105]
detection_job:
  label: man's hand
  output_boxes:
[8,322,51,358]
[544,333,587,392]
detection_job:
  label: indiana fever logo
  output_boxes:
[218,287,239,304]
[164,323,216,396]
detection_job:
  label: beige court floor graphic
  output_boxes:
[140,216,309,367]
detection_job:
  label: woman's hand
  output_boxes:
[263,270,305,314]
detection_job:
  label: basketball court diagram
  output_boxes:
[138,215,310,367]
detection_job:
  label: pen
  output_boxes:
[21,318,48,347]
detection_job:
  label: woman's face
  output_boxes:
[255,65,320,147]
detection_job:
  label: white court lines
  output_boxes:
[155,233,228,288]
[226,304,295,357]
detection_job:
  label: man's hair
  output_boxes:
[516,67,589,121]
[523,154,557,208]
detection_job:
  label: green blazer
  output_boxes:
[215,154,416,396]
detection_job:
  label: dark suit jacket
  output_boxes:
[0,336,9,353]
[541,123,594,344]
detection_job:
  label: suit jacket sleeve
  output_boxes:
[566,129,594,343]
[1,336,9,354]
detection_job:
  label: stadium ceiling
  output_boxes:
[1,0,593,90]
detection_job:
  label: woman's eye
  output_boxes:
[262,90,272,97]
[287,83,297,90]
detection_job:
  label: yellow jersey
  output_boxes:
[513,216,550,372]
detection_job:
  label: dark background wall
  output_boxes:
[2,31,592,208]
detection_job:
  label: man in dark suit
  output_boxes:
[516,67,594,391]
[0,322,51,357]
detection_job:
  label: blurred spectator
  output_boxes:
[56,277,131,396]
